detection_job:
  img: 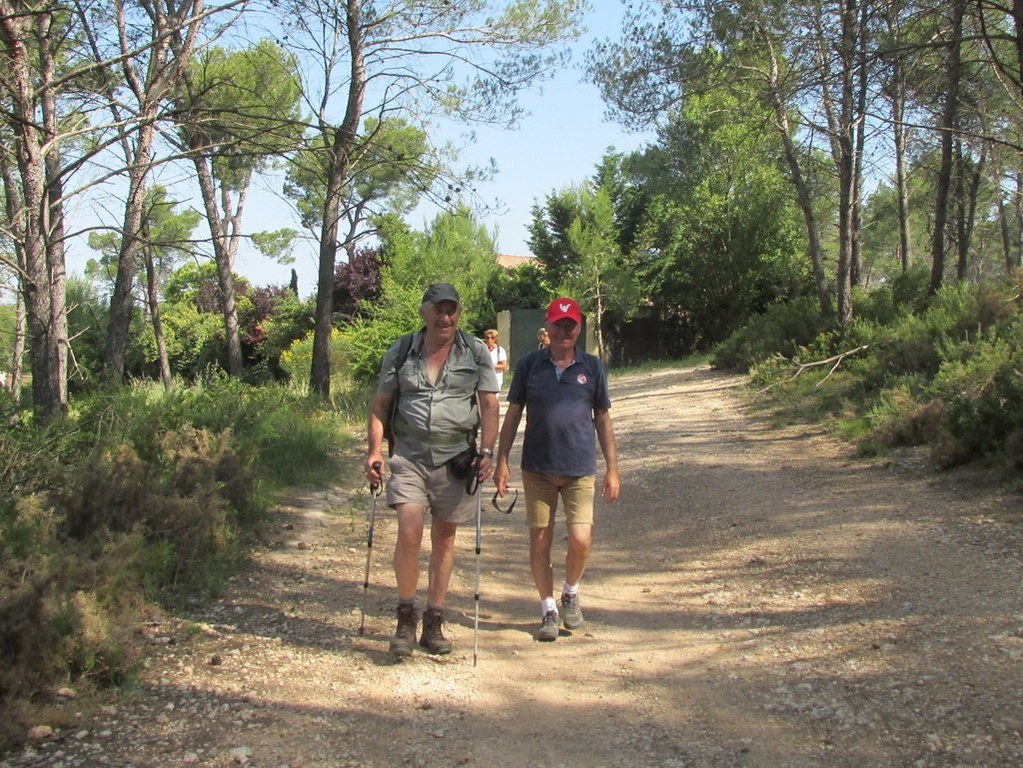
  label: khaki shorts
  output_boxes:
[521,470,596,528]
[385,454,477,524]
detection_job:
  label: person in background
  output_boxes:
[365,283,500,657]
[536,326,550,349]
[483,329,509,389]
[494,297,620,641]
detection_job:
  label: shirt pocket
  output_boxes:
[444,360,478,392]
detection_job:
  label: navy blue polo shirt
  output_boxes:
[507,347,612,476]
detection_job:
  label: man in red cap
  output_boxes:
[494,296,620,641]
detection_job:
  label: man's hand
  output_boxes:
[366,456,384,488]
[493,457,510,497]
[601,468,620,504]
[476,454,493,483]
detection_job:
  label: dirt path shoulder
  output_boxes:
[4,364,1023,768]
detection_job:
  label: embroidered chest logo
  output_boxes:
[576,373,588,385]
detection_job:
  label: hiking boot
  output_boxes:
[389,603,418,657]
[419,607,453,655]
[536,609,560,642]
[560,592,584,629]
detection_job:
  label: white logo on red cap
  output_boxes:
[559,302,572,313]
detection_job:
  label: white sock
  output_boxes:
[541,596,558,616]
[562,582,579,597]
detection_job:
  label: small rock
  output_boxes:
[55,687,77,699]
[27,725,54,741]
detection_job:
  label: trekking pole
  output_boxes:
[358,461,383,637]
[467,456,483,666]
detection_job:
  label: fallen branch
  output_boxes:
[791,345,871,386]
[755,345,872,394]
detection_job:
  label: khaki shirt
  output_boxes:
[377,330,498,467]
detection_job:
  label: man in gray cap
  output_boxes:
[366,283,499,657]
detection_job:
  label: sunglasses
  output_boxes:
[491,489,518,515]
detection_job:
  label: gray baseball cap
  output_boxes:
[422,283,461,306]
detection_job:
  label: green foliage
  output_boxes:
[596,89,810,353]
[184,39,304,189]
[250,229,298,264]
[252,291,316,378]
[745,277,1023,470]
[285,117,438,232]
[853,264,931,325]
[488,261,552,311]
[157,301,226,379]
[65,276,109,387]
[0,378,351,742]
[931,326,1023,467]
[317,209,502,393]
[712,296,828,372]
[83,186,201,301]
[335,284,423,385]
[280,327,352,394]
[0,301,16,371]
[397,207,501,333]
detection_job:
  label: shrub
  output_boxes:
[712,295,828,372]
[854,264,930,325]
[1,377,351,748]
[931,329,1023,466]
[279,327,349,392]
[861,382,945,450]
[743,276,1023,470]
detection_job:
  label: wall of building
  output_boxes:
[497,308,594,370]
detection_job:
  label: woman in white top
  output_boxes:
[483,329,508,389]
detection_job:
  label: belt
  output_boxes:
[395,422,471,447]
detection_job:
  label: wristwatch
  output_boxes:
[480,448,494,457]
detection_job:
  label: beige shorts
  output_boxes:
[521,470,596,528]
[385,454,477,524]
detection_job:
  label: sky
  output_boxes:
[233,3,655,297]
[51,4,655,301]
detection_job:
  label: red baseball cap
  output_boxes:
[546,297,582,324]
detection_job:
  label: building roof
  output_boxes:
[495,254,538,270]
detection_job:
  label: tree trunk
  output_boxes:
[1016,173,1023,269]
[191,153,244,376]
[103,133,153,380]
[833,1,859,326]
[851,0,871,288]
[1,140,26,401]
[10,289,25,402]
[103,0,204,379]
[3,6,66,421]
[142,220,173,390]
[892,64,913,272]
[1015,0,1023,104]
[311,0,366,399]
[930,1,965,295]
[954,139,985,280]
[764,37,832,317]
[997,191,1012,273]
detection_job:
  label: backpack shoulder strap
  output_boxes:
[393,332,415,387]
[385,333,415,457]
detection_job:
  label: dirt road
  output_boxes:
[5,364,1023,767]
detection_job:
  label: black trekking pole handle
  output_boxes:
[465,454,482,495]
[369,460,383,496]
